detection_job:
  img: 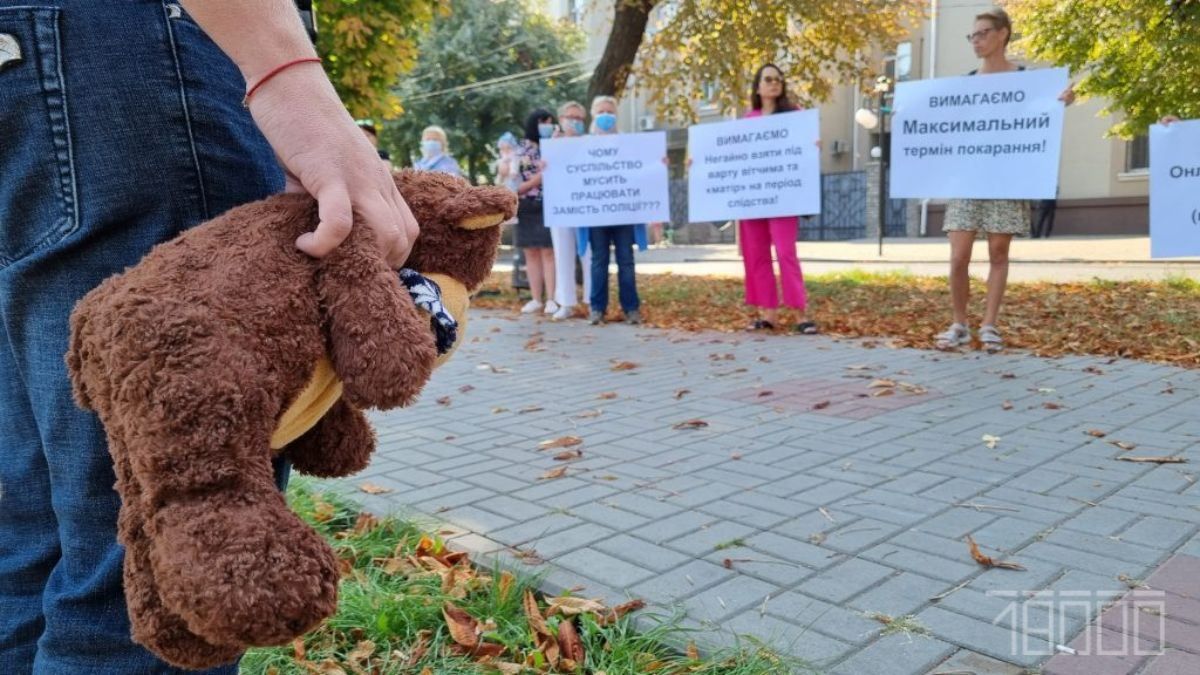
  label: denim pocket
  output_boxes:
[0,7,77,267]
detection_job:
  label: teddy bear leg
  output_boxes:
[317,226,439,411]
[282,399,376,478]
[124,364,341,648]
[108,435,244,669]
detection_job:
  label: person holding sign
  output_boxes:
[547,100,591,320]
[738,64,817,334]
[514,109,560,315]
[586,96,643,325]
[935,9,1074,352]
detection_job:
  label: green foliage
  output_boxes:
[383,0,587,183]
[314,0,443,121]
[1007,0,1200,137]
[631,0,925,122]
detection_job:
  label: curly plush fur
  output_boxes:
[65,170,513,669]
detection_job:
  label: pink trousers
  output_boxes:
[739,216,806,310]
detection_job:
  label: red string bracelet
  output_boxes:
[242,57,322,108]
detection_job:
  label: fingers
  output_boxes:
[296,184,353,258]
[356,191,402,265]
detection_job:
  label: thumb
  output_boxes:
[296,184,353,258]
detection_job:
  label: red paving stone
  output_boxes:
[728,377,941,419]
[1043,555,1200,674]
[1142,649,1200,675]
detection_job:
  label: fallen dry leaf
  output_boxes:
[459,384,475,393]
[812,400,832,410]
[599,599,647,625]
[756,390,774,398]
[982,434,1001,450]
[1083,366,1104,375]
[869,378,897,388]
[1043,402,1064,410]
[346,640,375,665]
[674,389,691,399]
[1085,429,1108,438]
[539,466,569,480]
[673,419,709,430]
[686,642,700,661]
[1118,456,1187,464]
[492,406,509,414]
[350,512,379,536]
[436,396,452,406]
[558,618,585,663]
[442,602,481,649]
[610,361,639,371]
[1001,401,1014,410]
[870,387,895,398]
[553,449,583,461]
[573,409,603,419]
[524,590,559,668]
[597,392,619,400]
[1000,373,1017,379]
[966,535,1026,571]
[730,452,743,460]
[546,596,607,616]
[359,483,393,495]
[539,436,583,450]
[518,406,544,414]
[1108,440,1138,451]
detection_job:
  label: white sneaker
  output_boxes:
[551,305,573,321]
[520,300,543,314]
[543,300,561,315]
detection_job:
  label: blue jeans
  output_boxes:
[0,2,286,672]
[588,225,640,314]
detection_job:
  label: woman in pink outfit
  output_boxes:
[739,64,817,334]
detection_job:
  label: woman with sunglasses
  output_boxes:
[936,8,1074,352]
[739,64,818,334]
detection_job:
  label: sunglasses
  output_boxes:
[967,27,996,42]
[761,75,784,85]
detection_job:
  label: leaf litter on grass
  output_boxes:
[245,479,810,674]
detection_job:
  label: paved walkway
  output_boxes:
[332,310,1200,674]
[494,236,1200,282]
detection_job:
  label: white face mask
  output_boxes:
[420,140,443,158]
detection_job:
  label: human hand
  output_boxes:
[247,65,418,268]
[1161,115,1181,126]
[814,139,823,150]
[1058,86,1076,106]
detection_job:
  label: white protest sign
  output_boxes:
[1150,119,1200,259]
[540,132,670,228]
[890,67,1068,199]
[688,110,821,221]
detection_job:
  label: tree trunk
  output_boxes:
[586,0,659,104]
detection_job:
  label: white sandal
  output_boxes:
[979,325,1004,353]
[935,323,969,350]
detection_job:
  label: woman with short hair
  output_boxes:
[414,125,462,177]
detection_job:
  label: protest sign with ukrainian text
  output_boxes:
[890,67,1068,199]
[687,110,821,222]
[1150,119,1200,259]
[540,132,671,228]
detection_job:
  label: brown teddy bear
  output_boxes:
[65,169,515,669]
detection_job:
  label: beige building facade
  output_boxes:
[541,0,1149,235]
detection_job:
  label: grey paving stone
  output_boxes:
[437,505,517,532]
[628,559,733,605]
[486,512,583,547]
[1021,541,1155,581]
[554,547,655,589]
[915,606,1052,667]
[598,491,687,519]
[746,531,840,570]
[1042,528,1168,566]
[593,534,693,573]
[861,543,977,583]
[795,557,896,604]
[793,480,869,506]
[698,498,791,530]
[723,611,856,668]
[665,520,759,557]
[1058,506,1143,537]
[765,592,883,645]
[727,489,817,518]
[680,575,778,623]
[1119,516,1199,550]
[524,522,619,559]
[828,632,958,675]
[926,649,1027,675]
[630,510,717,544]
[569,501,652,530]
[847,572,950,617]
[473,494,550,522]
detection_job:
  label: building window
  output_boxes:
[1126,135,1149,172]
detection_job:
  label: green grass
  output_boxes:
[240,479,813,674]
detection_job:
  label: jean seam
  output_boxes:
[161,3,210,221]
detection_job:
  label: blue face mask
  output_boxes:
[420,140,442,158]
[594,113,617,132]
[568,119,586,135]
[537,123,555,139]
